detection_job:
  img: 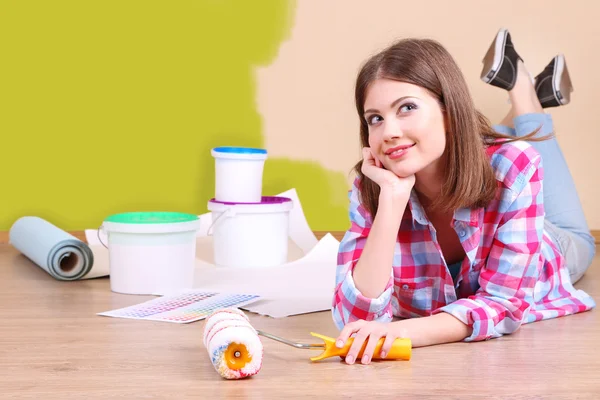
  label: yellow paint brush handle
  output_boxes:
[309,332,411,362]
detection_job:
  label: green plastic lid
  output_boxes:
[104,211,199,224]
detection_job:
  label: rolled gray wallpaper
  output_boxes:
[9,216,94,280]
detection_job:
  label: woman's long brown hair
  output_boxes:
[354,38,548,218]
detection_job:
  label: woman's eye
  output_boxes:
[399,103,417,113]
[367,115,382,125]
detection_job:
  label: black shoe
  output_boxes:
[534,54,573,108]
[480,28,523,90]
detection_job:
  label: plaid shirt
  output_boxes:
[333,140,596,341]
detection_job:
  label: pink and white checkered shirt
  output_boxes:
[332,140,595,341]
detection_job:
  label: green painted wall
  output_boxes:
[0,0,350,232]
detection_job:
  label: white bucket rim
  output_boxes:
[103,220,200,234]
[207,196,293,214]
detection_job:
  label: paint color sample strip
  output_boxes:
[98,291,260,324]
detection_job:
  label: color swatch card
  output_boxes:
[97,291,260,324]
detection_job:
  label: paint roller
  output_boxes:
[203,308,264,380]
[203,308,412,380]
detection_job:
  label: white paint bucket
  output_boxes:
[207,196,293,268]
[101,212,200,295]
[211,147,267,203]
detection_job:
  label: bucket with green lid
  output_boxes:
[101,211,200,295]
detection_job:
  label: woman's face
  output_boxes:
[363,78,447,178]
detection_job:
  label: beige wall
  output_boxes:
[257,0,600,229]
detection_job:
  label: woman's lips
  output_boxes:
[386,144,415,160]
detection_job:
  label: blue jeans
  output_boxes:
[493,113,596,283]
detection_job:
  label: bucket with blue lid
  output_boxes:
[101,211,200,295]
[211,146,267,203]
[209,146,293,268]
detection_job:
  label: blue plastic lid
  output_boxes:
[212,146,267,155]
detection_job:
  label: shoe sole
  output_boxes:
[554,54,573,105]
[480,29,507,83]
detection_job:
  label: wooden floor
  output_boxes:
[1,243,599,399]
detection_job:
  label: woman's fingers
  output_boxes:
[380,327,408,358]
[370,148,382,168]
[335,320,366,349]
[362,147,376,166]
[345,327,371,365]
[363,147,383,168]
[336,321,405,365]
[360,330,384,364]
[380,334,396,359]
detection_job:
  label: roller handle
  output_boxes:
[309,332,411,362]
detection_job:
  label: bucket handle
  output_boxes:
[207,208,236,236]
[97,225,109,249]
